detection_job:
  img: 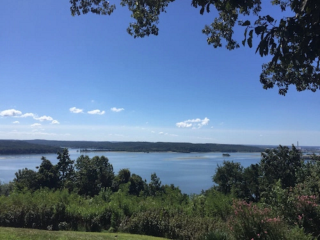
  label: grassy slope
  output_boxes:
[0,227,167,240]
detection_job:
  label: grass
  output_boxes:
[0,227,167,240]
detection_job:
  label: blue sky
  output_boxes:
[0,1,319,146]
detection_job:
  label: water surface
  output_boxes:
[0,150,262,194]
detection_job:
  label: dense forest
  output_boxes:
[25,140,263,153]
[0,146,320,239]
[0,140,62,154]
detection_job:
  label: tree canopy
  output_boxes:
[69,0,320,95]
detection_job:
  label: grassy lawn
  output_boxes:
[0,227,167,240]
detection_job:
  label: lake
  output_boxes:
[0,150,262,194]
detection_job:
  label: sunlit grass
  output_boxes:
[0,227,167,240]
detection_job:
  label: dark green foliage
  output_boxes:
[112,168,131,191]
[128,174,146,196]
[25,139,263,153]
[242,163,261,201]
[260,145,302,190]
[212,161,258,200]
[0,140,61,155]
[213,161,244,195]
[118,169,131,184]
[75,155,114,196]
[13,168,39,191]
[147,173,165,196]
[56,148,75,188]
[213,145,304,202]
[37,157,59,189]
[3,144,320,239]
[122,208,218,239]
[12,149,115,197]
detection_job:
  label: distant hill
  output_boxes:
[25,140,264,153]
[0,140,62,155]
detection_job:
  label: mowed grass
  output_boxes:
[0,227,167,240]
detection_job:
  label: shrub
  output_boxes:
[228,200,288,240]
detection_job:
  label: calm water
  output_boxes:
[0,150,262,194]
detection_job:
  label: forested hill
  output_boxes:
[0,140,62,154]
[25,140,263,152]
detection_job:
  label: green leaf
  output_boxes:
[200,6,204,15]
[248,37,252,48]
[242,20,251,26]
[266,15,274,23]
[255,26,265,35]
[249,29,253,38]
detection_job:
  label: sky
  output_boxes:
[0,1,319,146]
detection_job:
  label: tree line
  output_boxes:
[0,140,62,155]
[25,139,263,153]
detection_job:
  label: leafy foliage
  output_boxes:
[75,155,114,196]
[2,145,320,239]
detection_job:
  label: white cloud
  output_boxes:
[70,107,83,113]
[176,117,210,129]
[35,115,53,121]
[51,120,60,124]
[88,109,105,115]
[31,123,41,127]
[111,107,124,112]
[0,109,22,117]
[200,117,210,126]
[13,121,20,124]
[176,122,193,128]
[21,113,35,118]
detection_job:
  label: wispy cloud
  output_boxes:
[111,107,124,112]
[156,131,177,137]
[51,120,60,124]
[1,109,59,125]
[0,109,22,117]
[21,113,35,118]
[176,117,210,129]
[35,115,53,121]
[88,109,105,115]
[176,122,193,128]
[69,107,83,113]
[31,123,41,127]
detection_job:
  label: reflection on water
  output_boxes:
[0,150,261,194]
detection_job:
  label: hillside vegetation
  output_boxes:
[26,140,263,152]
[0,146,319,239]
[0,140,62,155]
